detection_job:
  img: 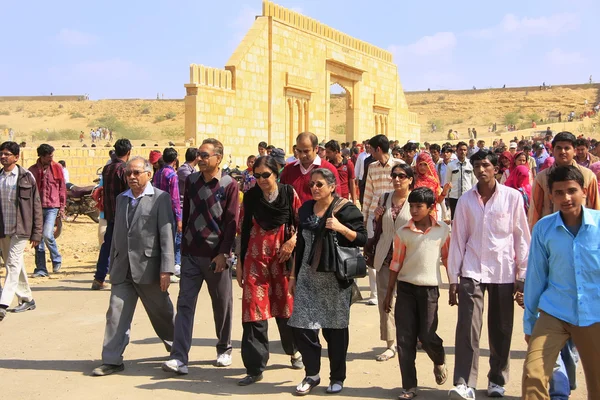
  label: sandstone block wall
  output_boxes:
[19,146,193,185]
[185,0,419,167]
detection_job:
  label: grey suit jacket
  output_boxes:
[109,186,175,285]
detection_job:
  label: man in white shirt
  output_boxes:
[448,150,530,399]
[58,160,70,184]
[445,142,477,220]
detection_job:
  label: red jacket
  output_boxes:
[29,160,66,210]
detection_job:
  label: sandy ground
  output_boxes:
[0,219,589,400]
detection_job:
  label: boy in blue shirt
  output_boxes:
[522,165,600,399]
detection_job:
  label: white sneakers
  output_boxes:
[162,359,188,375]
[448,384,476,399]
[162,354,232,374]
[448,383,505,399]
[487,382,505,397]
[216,353,232,367]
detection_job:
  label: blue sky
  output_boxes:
[1,0,598,99]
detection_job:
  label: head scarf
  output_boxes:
[505,165,532,213]
[540,157,555,172]
[498,151,513,174]
[414,152,440,195]
[149,150,161,165]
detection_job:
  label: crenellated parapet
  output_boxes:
[262,0,393,63]
[189,64,233,90]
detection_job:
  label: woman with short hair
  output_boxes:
[288,168,367,396]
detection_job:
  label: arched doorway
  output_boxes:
[330,83,348,144]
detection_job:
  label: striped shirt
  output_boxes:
[0,167,19,235]
[152,165,182,222]
[362,156,403,223]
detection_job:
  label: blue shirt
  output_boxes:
[524,207,600,335]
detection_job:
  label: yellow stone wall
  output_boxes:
[19,146,193,186]
[185,0,420,167]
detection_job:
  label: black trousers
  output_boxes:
[241,317,297,376]
[395,281,445,390]
[293,327,349,382]
[448,198,459,220]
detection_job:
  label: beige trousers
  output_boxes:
[0,235,33,307]
[522,311,600,399]
[376,264,396,342]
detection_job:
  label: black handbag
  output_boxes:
[331,198,367,284]
[333,234,367,283]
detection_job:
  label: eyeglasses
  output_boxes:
[309,181,325,188]
[0,152,14,157]
[198,152,217,160]
[390,172,408,180]
[255,172,272,180]
[125,169,147,176]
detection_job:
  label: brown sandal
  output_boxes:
[434,363,448,385]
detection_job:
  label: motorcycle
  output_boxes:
[64,167,102,223]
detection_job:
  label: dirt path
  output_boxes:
[0,220,588,399]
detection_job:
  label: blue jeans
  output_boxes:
[174,231,182,267]
[93,221,114,283]
[34,208,62,274]
[549,340,579,399]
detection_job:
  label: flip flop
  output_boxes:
[296,377,320,396]
[376,348,396,362]
[398,389,417,399]
[434,363,448,385]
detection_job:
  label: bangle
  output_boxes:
[289,276,296,280]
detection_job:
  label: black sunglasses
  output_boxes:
[309,181,325,188]
[255,172,272,180]
[390,172,408,180]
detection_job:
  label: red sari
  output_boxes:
[414,152,443,218]
[239,191,302,323]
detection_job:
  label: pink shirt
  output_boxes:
[448,183,530,284]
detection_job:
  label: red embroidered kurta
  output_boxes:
[240,193,301,323]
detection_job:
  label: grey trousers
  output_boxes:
[171,255,233,365]
[453,277,514,388]
[101,277,175,365]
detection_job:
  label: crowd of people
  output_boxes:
[0,128,599,400]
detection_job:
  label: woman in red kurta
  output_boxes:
[237,155,303,386]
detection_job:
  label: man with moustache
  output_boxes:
[92,156,176,376]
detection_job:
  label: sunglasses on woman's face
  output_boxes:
[390,172,408,180]
[309,181,325,188]
[255,172,272,180]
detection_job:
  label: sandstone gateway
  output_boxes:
[184,0,419,163]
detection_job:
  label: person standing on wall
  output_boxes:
[29,144,66,278]
[91,139,132,290]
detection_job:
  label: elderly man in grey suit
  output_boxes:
[92,156,176,376]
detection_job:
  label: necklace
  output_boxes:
[264,186,279,203]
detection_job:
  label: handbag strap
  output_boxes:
[331,197,350,245]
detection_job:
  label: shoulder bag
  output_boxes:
[331,198,367,284]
